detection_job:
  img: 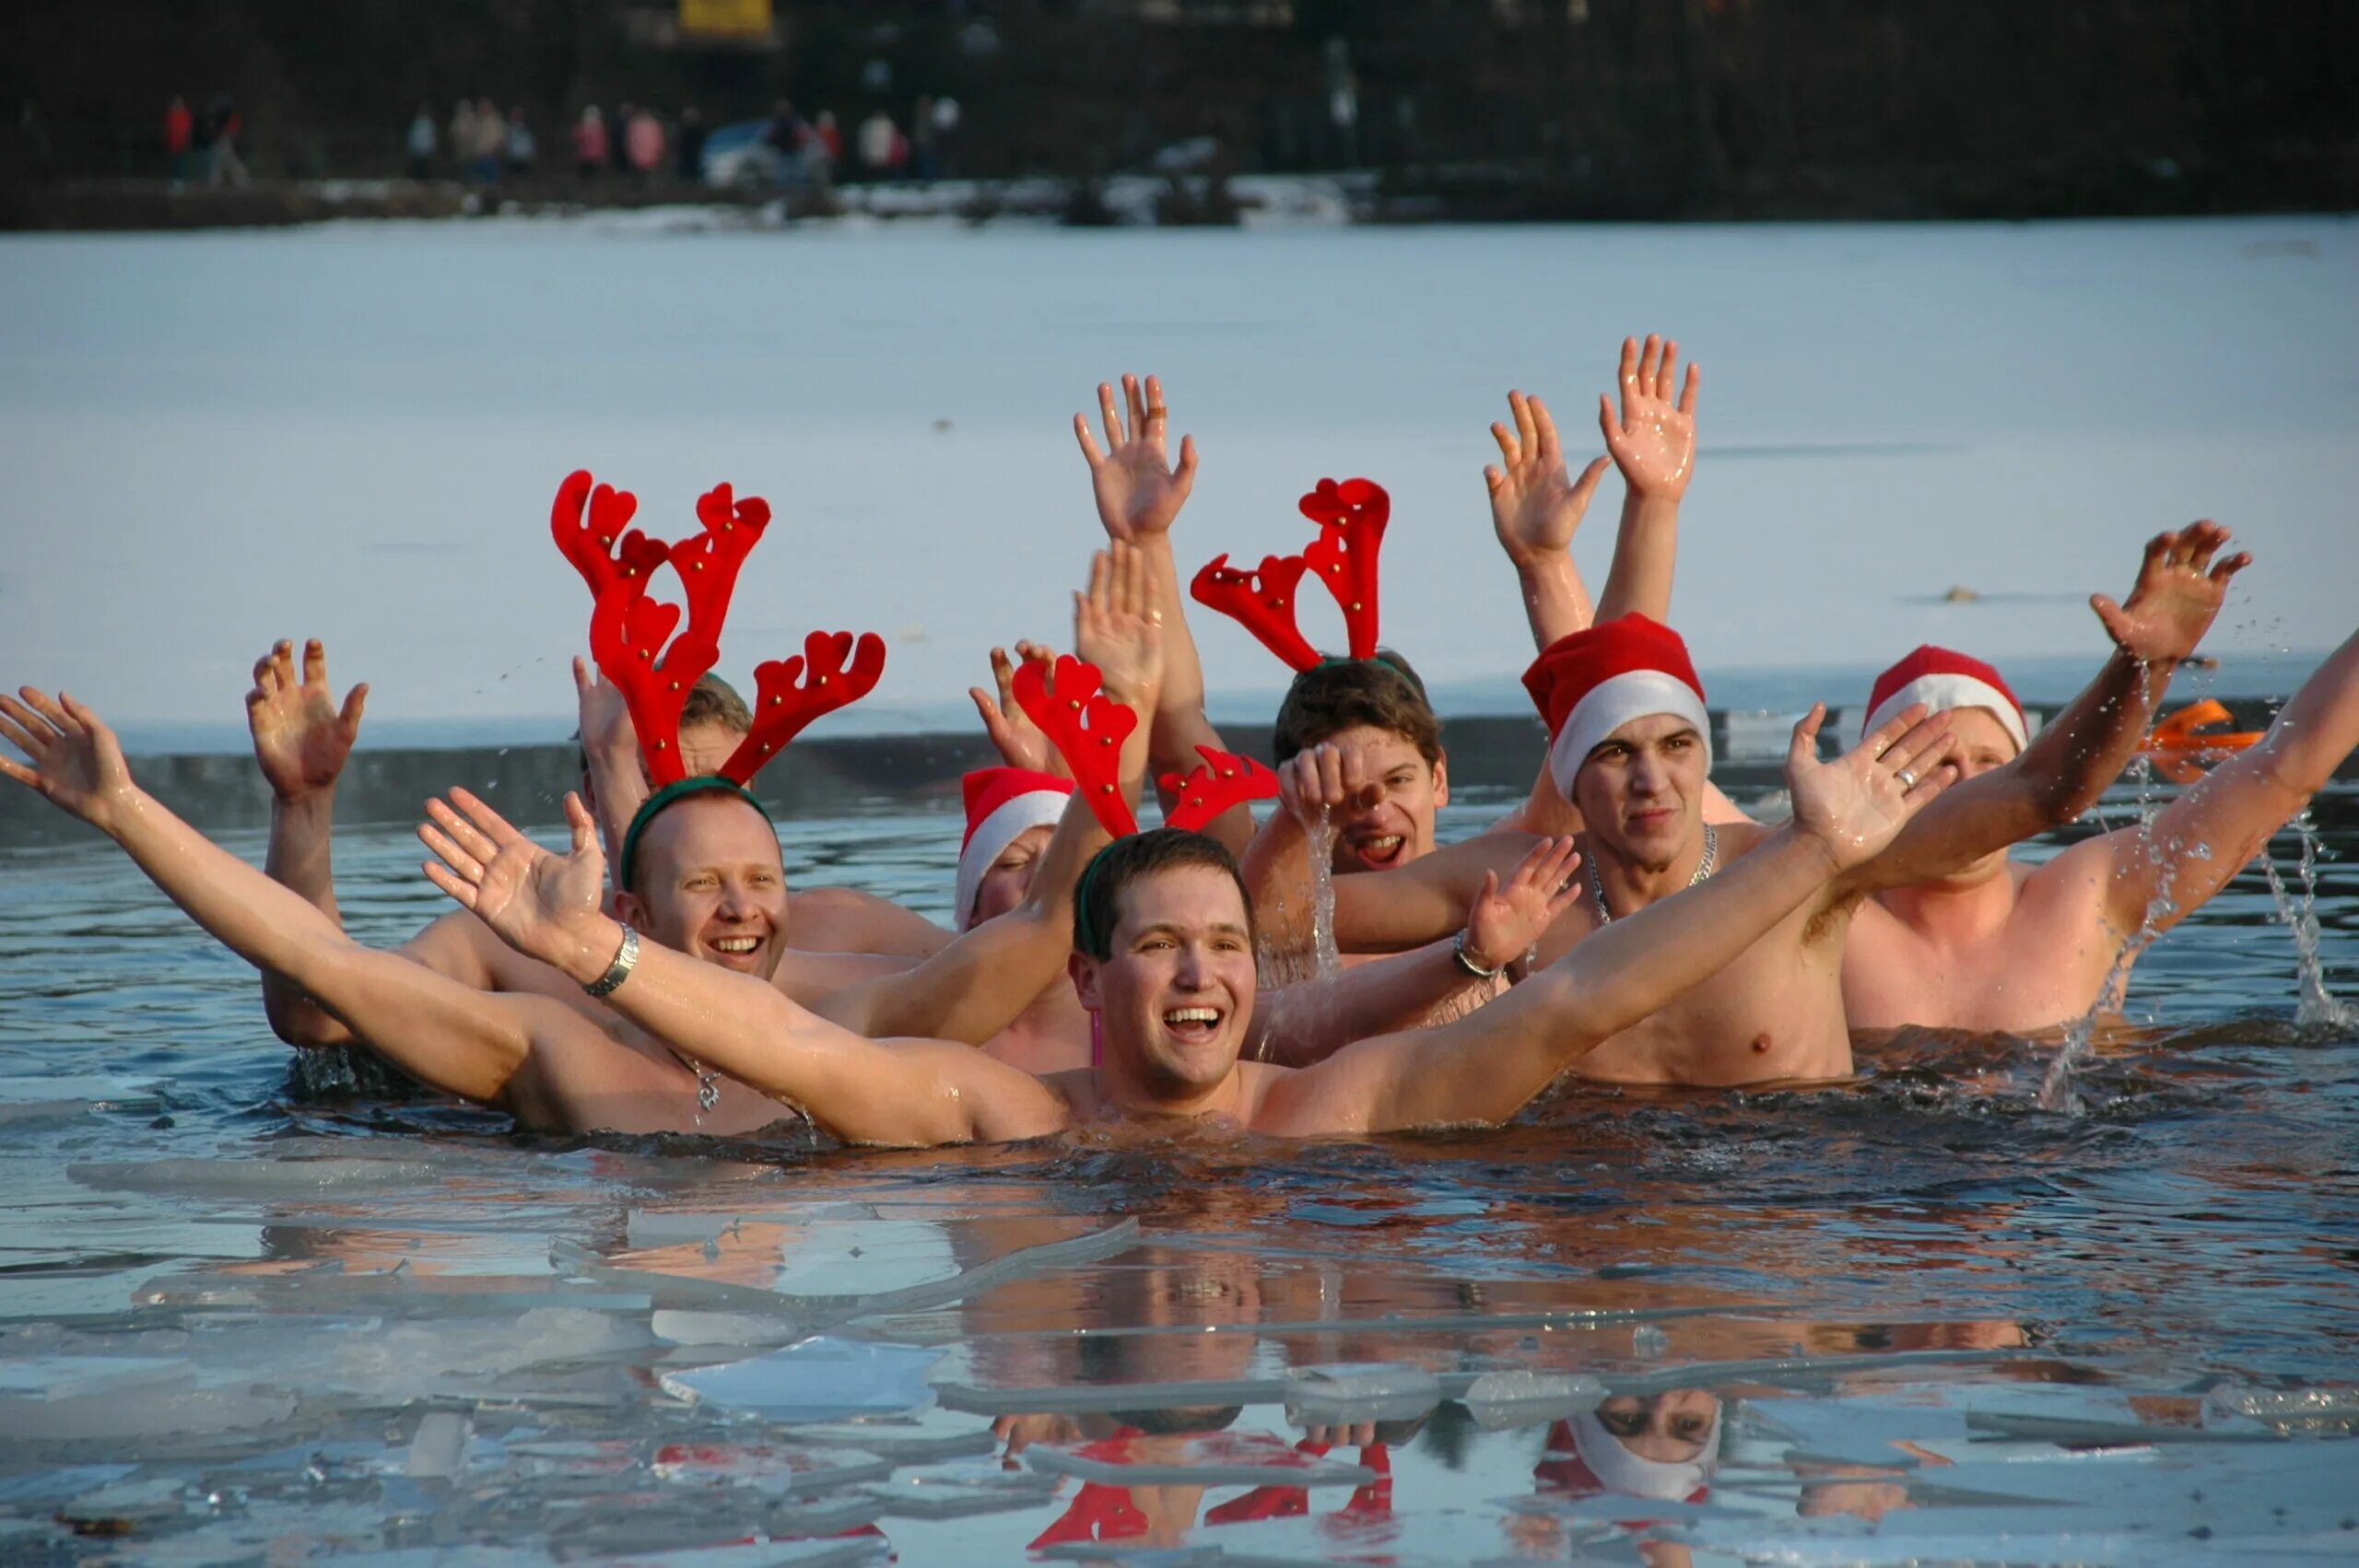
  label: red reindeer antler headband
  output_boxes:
[1191,477,1390,672]
[552,469,886,789]
[1161,746,1280,833]
[1012,654,1138,838]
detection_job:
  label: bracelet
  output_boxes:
[1451,927,1502,979]
[583,924,640,998]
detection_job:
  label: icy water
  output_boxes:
[0,777,2353,1564]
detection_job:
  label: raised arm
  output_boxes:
[1077,373,1253,849]
[2093,619,2359,942]
[1,688,541,1107]
[832,545,1162,1044]
[1246,837,1580,1067]
[574,655,649,874]
[418,788,1066,1146]
[1266,706,1958,1135]
[1593,333,1698,625]
[1848,521,2248,894]
[246,638,370,1047]
[1485,390,1611,650]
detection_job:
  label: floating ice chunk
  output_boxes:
[658,1336,943,1422]
[68,1157,436,1197]
[0,1465,136,1507]
[1461,1369,1606,1429]
[651,1308,804,1348]
[1284,1362,1441,1426]
[328,1306,650,1391]
[0,1354,190,1401]
[1631,1323,1670,1359]
[57,1475,190,1524]
[782,1408,1000,1462]
[859,1465,1061,1520]
[1028,1436,1378,1490]
[403,1408,473,1479]
[0,1383,296,1440]
[769,1219,964,1298]
[648,1440,896,1495]
[934,1375,1284,1417]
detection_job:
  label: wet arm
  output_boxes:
[540,913,1065,1145]
[828,774,1112,1046]
[109,790,537,1105]
[259,788,354,1047]
[2100,625,2359,939]
[1266,829,1838,1134]
[1246,937,1504,1069]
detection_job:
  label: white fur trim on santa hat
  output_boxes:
[1546,669,1713,798]
[1564,1405,1722,1501]
[1860,673,2027,753]
[956,790,1069,931]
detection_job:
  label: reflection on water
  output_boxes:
[0,786,2352,1561]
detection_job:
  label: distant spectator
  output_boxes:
[405,104,436,180]
[675,106,706,181]
[449,99,479,176]
[503,106,535,181]
[624,108,664,179]
[608,103,633,173]
[471,98,504,183]
[573,105,607,178]
[911,96,937,181]
[932,96,961,179]
[857,109,903,179]
[812,110,841,166]
[164,95,193,183]
[805,109,839,193]
[205,93,248,187]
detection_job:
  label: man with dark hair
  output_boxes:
[1265,652,1449,875]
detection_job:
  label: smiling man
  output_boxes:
[1269,655,1450,875]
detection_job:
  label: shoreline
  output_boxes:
[6,170,2353,236]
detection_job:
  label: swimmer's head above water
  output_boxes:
[1068,829,1260,1097]
[1526,614,1715,870]
[1272,653,1449,874]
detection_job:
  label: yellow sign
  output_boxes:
[680,0,770,38]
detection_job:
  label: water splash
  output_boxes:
[2258,811,2355,1031]
[1305,804,1341,981]
[2040,831,2182,1114]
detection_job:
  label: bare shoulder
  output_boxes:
[1713,818,1784,858]
[400,908,511,989]
[792,885,952,960]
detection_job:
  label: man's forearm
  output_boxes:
[583,740,648,870]
[262,790,353,1047]
[1250,937,1500,1068]
[1594,493,1678,625]
[2021,647,2176,820]
[2259,625,2359,795]
[1514,552,1592,651]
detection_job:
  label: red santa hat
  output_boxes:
[1860,645,2027,754]
[1523,614,1712,799]
[955,767,1074,930]
[1532,1408,1721,1512]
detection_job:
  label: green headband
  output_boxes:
[616,775,773,893]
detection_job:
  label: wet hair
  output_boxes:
[681,673,751,735]
[1270,651,1440,766]
[575,673,752,776]
[1074,828,1254,960]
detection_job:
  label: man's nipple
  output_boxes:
[1750,1034,1774,1055]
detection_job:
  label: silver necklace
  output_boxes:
[1590,824,1717,925]
[670,1048,722,1117]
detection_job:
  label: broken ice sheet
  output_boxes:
[647,1439,896,1494]
[0,1353,191,1401]
[1284,1362,1441,1427]
[68,1156,439,1197]
[658,1335,944,1422]
[1027,1427,1380,1489]
[1461,1370,1607,1430]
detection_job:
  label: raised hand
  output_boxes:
[419,789,608,973]
[1786,702,1960,872]
[0,687,136,834]
[1599,333,1700,501]
[968,644,1069,777]
[1276,740,1386,832]
[573,655,636,761]
[1464,836,1583,972]
[2090,521,2250,669]
[1074,372,1200,542]
[246,638,367,802]
[1485,390,1613,567]
[1073,540,1165,707]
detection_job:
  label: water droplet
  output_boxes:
[1632,1324,1669,1359]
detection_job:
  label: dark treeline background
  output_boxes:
[4,0,2355,218]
